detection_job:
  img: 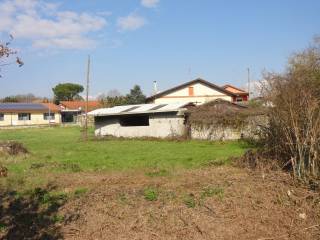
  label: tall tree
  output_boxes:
[126,85,146,104]
[52,83,84,104]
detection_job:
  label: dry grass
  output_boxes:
[53,166,320,240]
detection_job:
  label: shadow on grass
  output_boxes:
[0,186,65,240]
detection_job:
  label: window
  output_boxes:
[188,86,194,96]
[18,113,31,121]
[236,97,243,102]
[120,115,149,126]
[43,113,55,120]
[0,113,3,121]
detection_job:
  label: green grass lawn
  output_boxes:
[0,126,251,174]
[0,126,250,174]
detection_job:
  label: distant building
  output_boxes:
[0,103,61,127]
[89,103,192,138]
[146,78,249,105]
[222,84,249,102]
[59,101,102,123]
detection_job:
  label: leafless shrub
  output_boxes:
[260,38,320,180]
[235,149,281,172]
[0,141,28,155]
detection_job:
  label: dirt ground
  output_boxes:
[51,166,320,240]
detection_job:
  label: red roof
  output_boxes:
[41,103,60,113]
[60,101,102,111]
[222,84,248,96]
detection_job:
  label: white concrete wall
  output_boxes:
[154,82,232,105]
[191,126,243,141]
[95,113,186,138]
[0,113,61,126]
[190,116,266,140]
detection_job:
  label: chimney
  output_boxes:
[153,81,158,94]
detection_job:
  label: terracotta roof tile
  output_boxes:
[41,103,60,113]
[60,101,102,111]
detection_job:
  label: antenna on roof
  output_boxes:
[153,81,158,94]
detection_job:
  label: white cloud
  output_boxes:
[32,37,96,50]
[141,0,159,8]
[0,0,108,49]
[117,14,146,31]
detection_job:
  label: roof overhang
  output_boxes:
[92,109,186,117]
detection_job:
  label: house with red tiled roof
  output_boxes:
[146,78,249,105]
[222,84,249,102]
[59,101,102,123]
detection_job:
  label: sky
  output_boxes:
[0,0,320,98]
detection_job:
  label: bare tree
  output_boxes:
[261,38,320,180]
[0,35,23,77]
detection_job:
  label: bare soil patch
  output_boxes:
[55,167,320,240]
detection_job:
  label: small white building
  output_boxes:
[89,103,192,138]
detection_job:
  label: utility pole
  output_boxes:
[83,55,90,141]
[247,67,250,100]
[48,99,51,126]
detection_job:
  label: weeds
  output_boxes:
[118,193,128,204]
[51,214,64,223]
[0,223,6,232]
[145,169,169,177]
[143,187,158,201]
[201,186,224,200]
[203,159,227,167]
[30,163,46,169]
[183,194,196,208]
[59,163,82,173]
[74,188,88,198]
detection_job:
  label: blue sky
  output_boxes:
[1,0,319,98]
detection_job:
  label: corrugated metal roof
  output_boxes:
[88,103,191,116]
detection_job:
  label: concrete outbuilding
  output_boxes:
[89,103,192,138]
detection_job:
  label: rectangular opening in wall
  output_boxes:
[0,113,3,121]
[120,115,149,126]
[18,113,31,121]
[188,86,194,96]
[43,113,55,120]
